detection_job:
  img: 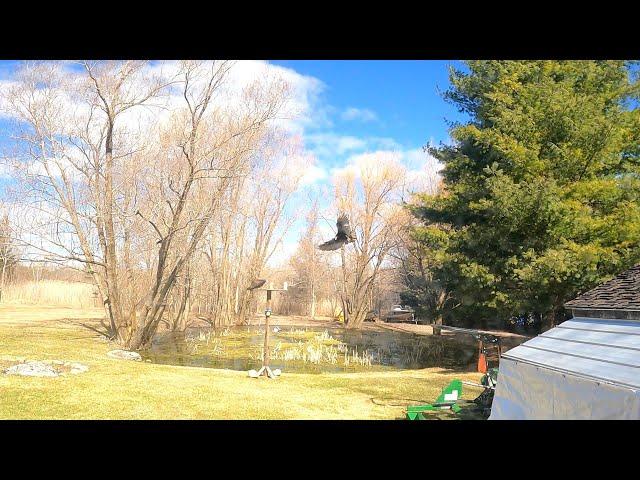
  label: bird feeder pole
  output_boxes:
[263,289,272,369]
[251,282,287,379]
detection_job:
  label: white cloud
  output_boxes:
[341,107,378,123]
[0,61,332,213]
[0,163,14,179]
[305,133,400,161]
[268,238,300,267]
[3,199,83,264]
[331,150,405,182]
[142,60,328,138]
[222,60,328,134]
[404,148,443,195]
[0,61,443,270]
[306,133,366,158]
[0,60,326,140]
[332,148,442,195]
[273,147,326,189]
[299,164,327,186]
[336,136,367,153]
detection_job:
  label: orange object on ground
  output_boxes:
[477,352,488,373]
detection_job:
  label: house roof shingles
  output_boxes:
[565,264,640,311]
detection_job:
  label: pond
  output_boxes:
[142,326,478,374]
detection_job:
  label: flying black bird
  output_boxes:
[318,214,356,251]
[247,279,267,291]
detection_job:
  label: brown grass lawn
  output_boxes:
[0,304,484,420]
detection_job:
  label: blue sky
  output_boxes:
[0,60,465,182]
[0,60,466,265]
[272,60,464,163]
[265,60,466,262]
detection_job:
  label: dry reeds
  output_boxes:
[2,280,96,308]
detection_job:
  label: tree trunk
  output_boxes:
[102,121,126,341]
[310,283,316,319]
[433,314,443,335]
[433,290,446,335]
[543,309,556,332]
[0,260,6,303]
[172,275,191,331]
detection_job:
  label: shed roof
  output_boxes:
[501,317,640,389]
[564,264,640,311]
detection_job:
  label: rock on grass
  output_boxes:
[107,350,142,361]
[3,360,90,377]
[5,361,60,377]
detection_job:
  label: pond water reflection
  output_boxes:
[143,326,478,374]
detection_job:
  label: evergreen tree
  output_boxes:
[411,61,640,330]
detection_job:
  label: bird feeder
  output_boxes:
[248,281,288,379]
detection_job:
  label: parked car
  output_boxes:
[382,305,415,323]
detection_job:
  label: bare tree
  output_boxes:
[387,152,449,331]
[0,210,19,302]
[199,135,306,326]
[329,152,408,328]
[1,60,292,349]
[288,198,336,318]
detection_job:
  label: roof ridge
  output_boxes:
[565,263,640,311]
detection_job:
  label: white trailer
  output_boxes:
[489,316,640,420]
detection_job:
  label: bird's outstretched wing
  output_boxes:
[247,279,267,290]
[318,238,346,251]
